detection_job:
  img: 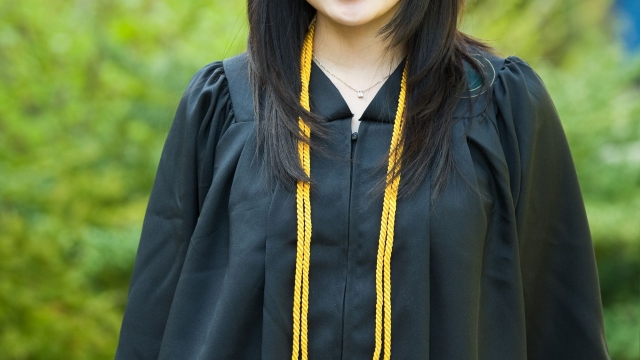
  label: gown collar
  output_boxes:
[309,59,406,124]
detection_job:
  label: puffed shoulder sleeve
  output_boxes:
[493,56,610,359]
[116,61,233,359]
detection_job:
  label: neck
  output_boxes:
[311,10,404,84]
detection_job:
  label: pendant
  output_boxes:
[357,90,364,99]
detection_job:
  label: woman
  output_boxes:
[116,0,611,359]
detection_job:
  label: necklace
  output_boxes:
[312,54,393,99]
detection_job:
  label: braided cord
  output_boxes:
[294,21,407,360]
[373,65,408,360]
[292,20,315,360]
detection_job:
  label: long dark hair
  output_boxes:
[247,0,492,199]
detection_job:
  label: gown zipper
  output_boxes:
[341,131,358,358]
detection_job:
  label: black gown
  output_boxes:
[115,51,611,359]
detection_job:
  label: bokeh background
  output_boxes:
[1,0,639,358]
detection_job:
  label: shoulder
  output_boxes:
[487,53,559,132]
[462,47,548,99]
[182,52,248,104]
[180,60,228,115]
[459,47,556,122]
[179,52,255,126]
[472,52,566,170]
[169,59,235,151]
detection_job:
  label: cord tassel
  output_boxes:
[293,20,407,360]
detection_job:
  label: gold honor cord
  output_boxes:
[292,20,315,360]
[292,20,408,360]
[373,56,407,360]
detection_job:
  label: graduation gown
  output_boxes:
[115,51,611,359]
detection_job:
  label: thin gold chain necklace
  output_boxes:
[312,54,393,99]
[291,20,408,360]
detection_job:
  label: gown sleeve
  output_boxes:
[493,56,611,359]
[115,61,233,359]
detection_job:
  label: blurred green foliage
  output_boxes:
[0,0,638,358]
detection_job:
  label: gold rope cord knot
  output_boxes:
[292,20,408,360]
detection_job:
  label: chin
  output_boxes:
[325,6,375,26]
[327,5,376,26]
[330,15,376,27]
[310,0,399,28]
